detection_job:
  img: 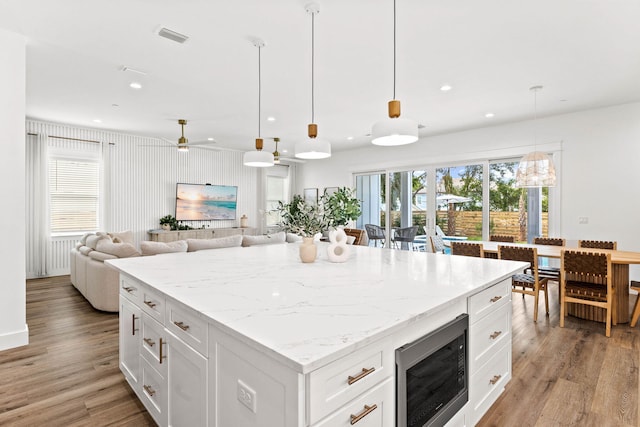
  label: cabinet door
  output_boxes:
[167,331,208,427]
[120,296,141,385]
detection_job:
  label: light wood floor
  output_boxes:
[0,277,637,426]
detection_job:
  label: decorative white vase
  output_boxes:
[327,228,350,263]
[161,223,171,231]
[299,237,317,263]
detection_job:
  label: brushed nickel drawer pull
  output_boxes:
[489,374,502,385]
[143,338,155,347]
[347,367,375,385]
[123,286,135,293]
[143,384,156,397]
[350,404,377,425]
[144,300,157,308]
[131,314,139,336]
[490,296,502,303]
[174,321,190,331]
[490,331,502,340]
[159,337,166,364]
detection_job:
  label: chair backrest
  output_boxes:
[451,241,484,257]
[490,235,515,243]
[578,240,617,250]
[533,237,565,246]
[394,226,419,242]
[562,249,611,284]
[343,228,365,245]
[435,224,446,237]
[430,235,445,253]
[498,245,538,277]
[364,224,385,240]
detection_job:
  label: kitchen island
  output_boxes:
[107,243,527,427]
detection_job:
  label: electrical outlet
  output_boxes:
[237,379,257,413]
[578,217,589,224]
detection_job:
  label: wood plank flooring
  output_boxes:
[0,276,637,426]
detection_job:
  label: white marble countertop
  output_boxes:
[107,243,527,373]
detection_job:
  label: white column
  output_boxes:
[0,27,28,351]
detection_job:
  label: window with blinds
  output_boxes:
[49,158,99,233]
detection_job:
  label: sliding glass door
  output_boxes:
[435,164,482,240]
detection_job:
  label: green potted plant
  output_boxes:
[159,214,177,231]
[277,195,328,263]
[322,187,362,229]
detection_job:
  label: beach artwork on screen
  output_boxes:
[175,183,238,221]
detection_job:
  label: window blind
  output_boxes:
[49,158,99,232]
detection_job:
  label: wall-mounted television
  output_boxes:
[175,183,238,221]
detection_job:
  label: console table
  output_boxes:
[148,227,257,243]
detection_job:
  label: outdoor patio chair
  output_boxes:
[490,235,515,243]
[364,224,385,247]
[560,249,615,337]
[451,241,484,258]
[430,235,446,254]
[578,240,617,250]
[499,245,549,322]
[392,226,419,250]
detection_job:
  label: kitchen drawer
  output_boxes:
[141,313,167,376]
[469,303,511,372]
[469,342,511,425]
[140,286,165,323]
[120,275,142,304]
[139,357,167,426]
[307,337,393,425]
[312,377,394,427]
[468,279,510,321]
[166,300,208,356]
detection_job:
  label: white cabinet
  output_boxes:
[468,278,512,425]
[120,296,141,386]
[148,228,257,243]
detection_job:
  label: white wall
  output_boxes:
[299,102,640,278]
[0,28,27,350]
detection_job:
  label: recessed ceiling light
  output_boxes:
[129,82,142,89]
[282,149,288,153]
[112,103,119,107]
[93,119,102,123]
[347,136,354,140]
[560,99,568,102]
[440,84,452,91]
[485,112,495,118]
[266,116,276,122]
[207,137,214,141]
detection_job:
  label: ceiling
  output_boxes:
[2,0,640,157]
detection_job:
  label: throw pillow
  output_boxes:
[96,240,141,258]
[86,233,111,250]
[187,235,243,252]
[140,240,188,256]
[108,230,134,245]
[242,231,286,247]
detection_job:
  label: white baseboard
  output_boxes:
[0,324,29,351]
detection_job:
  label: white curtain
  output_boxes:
[25,133,50,277]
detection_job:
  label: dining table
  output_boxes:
[467,240,640,323]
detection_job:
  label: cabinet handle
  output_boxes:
[159,337,166,364]
[143,384,156,397]
[143,338,155,347]
[131,314,139,336]
[489,331,502,340]
[489,374,502,385]
[123,286,135,293]
[350,404,377,425]
[144,300,157,308]
[347,367,375,385]
[490,296,502,303]
[174,321,190,331]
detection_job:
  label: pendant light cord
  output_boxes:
[393,0,396,100]
[311,11,315,123]
[258,44,262,138]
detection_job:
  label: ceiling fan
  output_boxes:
[155,119,221,152]
[269,137,305,164]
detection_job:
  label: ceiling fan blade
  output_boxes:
[278,157,306,164]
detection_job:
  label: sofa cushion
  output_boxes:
[140,240,188,256]
[286,233,302,243]
[108,230,134,245]
[187,235,243,252]
[80,232,93,245]
[86,233,111,250]
[88,251,118,262]
[242,231,286,247]
[96,240,141,258]
[78,245,93,256]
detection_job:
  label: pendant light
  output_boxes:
[371,0,418,146]
[515,86,557,187]
[294,3,331,160]
[243,39,274,168]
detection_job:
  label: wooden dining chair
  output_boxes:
[343,228,365,245]
[490,235,515,243]
[578,240,617,250]
[631,281,640,328]
[451,241,484,258]
[498,245,549,322]
[532,237,566,282]
[430,235,446,254]
[560,249,615,337]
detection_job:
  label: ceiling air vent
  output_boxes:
[158,27,189,44]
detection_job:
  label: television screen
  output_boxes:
[175,183,238,221]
